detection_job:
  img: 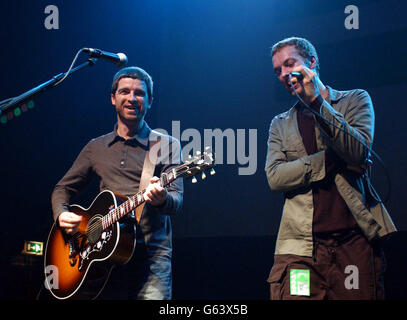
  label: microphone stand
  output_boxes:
[0,58,98,120]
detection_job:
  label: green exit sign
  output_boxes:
[22,241,43,256]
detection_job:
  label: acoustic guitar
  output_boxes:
[44,148,215,300]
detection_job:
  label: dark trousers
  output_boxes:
[99,243,172,300]
[268,229,386,300]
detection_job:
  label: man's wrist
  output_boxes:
[154,193,169,208]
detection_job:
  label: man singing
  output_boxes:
[265,37,396,299]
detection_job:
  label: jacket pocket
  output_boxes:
[267,259,289,300]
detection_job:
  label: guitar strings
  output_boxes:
[73,160,201,240]
[85,163,195,236]
[82,190,144,238]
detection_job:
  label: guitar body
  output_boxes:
[44,190,136,300]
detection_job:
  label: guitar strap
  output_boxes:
[135,130,162,224]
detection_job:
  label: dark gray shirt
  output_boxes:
[51,121,183,255]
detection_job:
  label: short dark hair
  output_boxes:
[111,66,153,99]
[271,37,320,75]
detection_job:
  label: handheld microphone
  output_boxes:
[83,48,128,67]
[289,72,303,80]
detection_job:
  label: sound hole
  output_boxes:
[86,216,103,244]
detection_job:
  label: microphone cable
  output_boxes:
[288,74,391,205]
[53,48,90,86]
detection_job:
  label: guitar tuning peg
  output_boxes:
[205,146,210,151]
[201,172,206,180]
[192,176,197,184]
[210,168,215,175]
[196,151,201,155]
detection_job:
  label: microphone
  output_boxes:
[289,72,303,80]
[83,48,128,67]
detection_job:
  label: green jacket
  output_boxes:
[265,86,396,257]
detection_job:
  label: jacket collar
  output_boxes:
[291,85,343,113]
[326,86,343,104]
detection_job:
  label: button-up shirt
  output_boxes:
[51,121,183,255]
[297,102,358,233]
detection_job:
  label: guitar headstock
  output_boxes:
[176,147,215,183]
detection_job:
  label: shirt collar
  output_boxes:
[107,121,151,148]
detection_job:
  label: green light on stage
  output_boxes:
[14,107,22,117]
[0,100,34,124]
[22,241,43,256]
[27,100,35,109]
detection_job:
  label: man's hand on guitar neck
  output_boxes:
[58,211,83,234]
[144,176,167,207]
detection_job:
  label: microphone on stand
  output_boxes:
[83,48,128,67]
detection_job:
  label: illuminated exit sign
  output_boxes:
[22,241,43,256]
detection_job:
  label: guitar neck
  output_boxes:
[99,147,214,230]
[101,191,144,230]
[100,169,177,230]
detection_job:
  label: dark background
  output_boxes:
[0,0,406,300]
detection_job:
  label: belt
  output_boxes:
[313,227,362,247]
